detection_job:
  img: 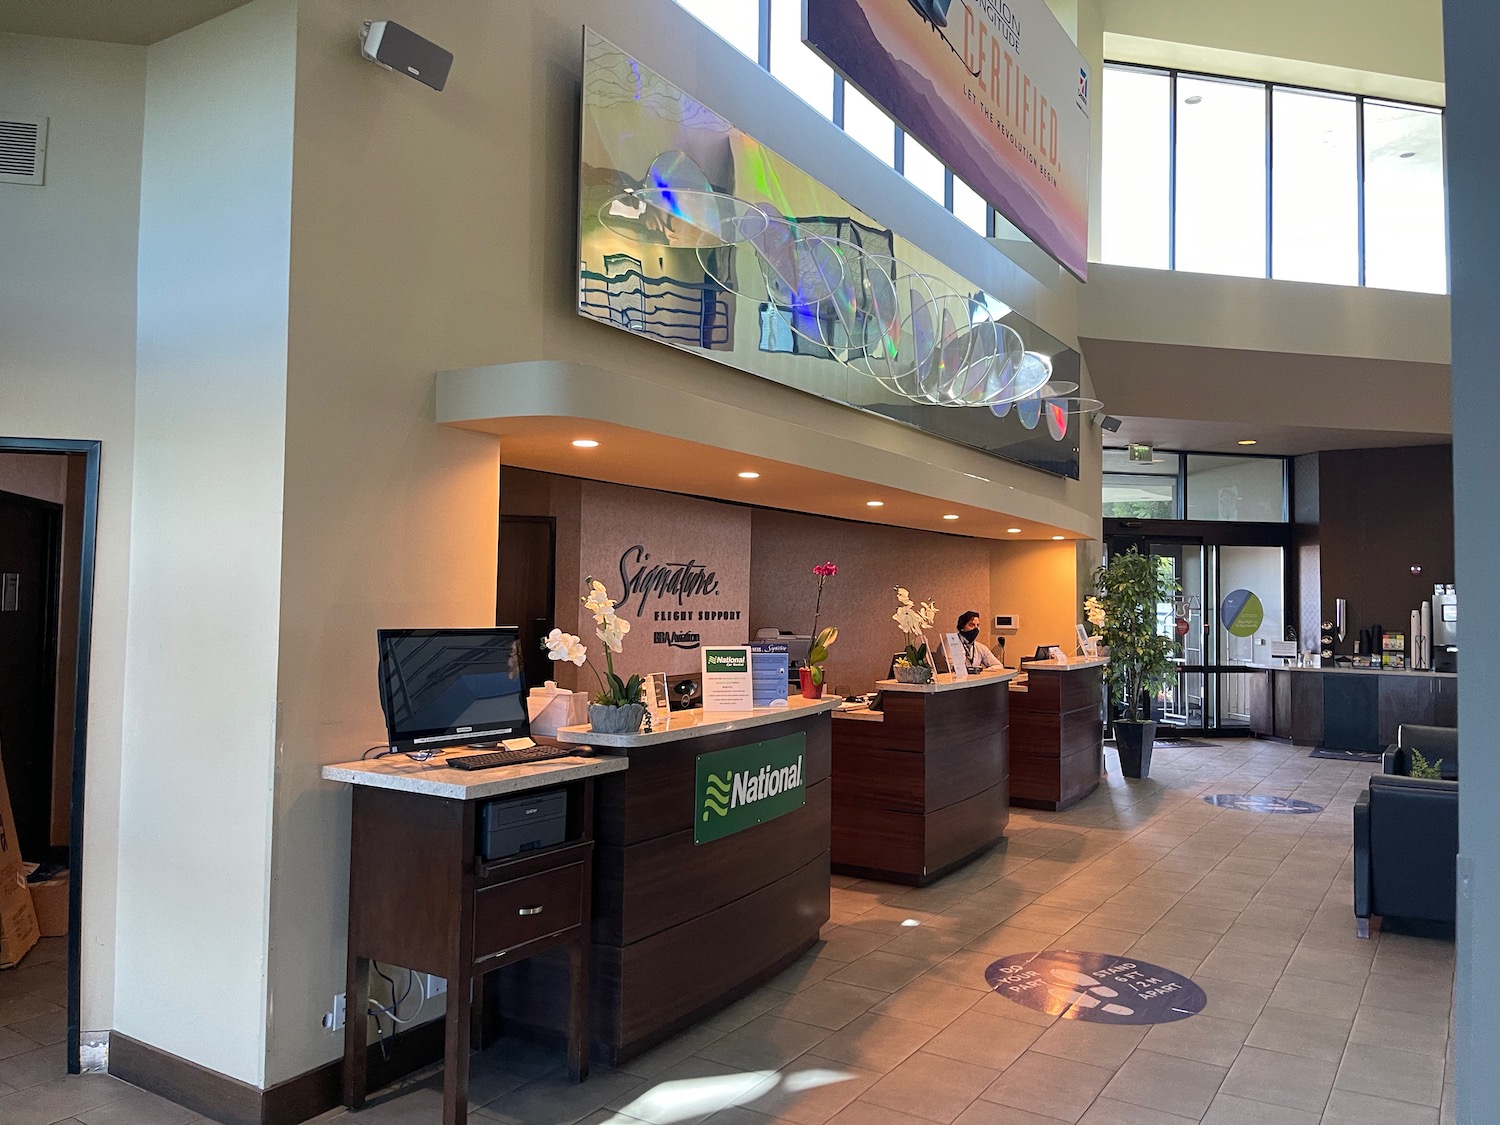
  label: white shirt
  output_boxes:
[961,636,1003,671]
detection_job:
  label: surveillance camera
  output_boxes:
[360,21,453,92]
[1099,415,1122,433]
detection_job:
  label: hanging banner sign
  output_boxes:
[804,0,1091,280]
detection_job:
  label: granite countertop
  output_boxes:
[1019,658,1108,672]
[321,749,628,800]
[555,694,841,747]
[876,669,1017,693]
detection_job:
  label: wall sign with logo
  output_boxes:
[701,647,754,711]
[1221,589,1265,638]
[695,733,807,844]
[804,0,1091,279]
[616,544,744,652]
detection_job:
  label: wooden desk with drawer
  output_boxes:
[323,750,629,1125]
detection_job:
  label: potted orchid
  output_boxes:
[801,561,839,699]
[892,587,938,683]
[543,576,645,734]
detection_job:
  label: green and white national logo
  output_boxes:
[694,733,807,844]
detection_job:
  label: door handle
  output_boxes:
[518,905,544,916]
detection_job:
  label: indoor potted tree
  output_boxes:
[1091,548,1178,778]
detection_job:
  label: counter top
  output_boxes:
[1017,658,1108,672]
[555,694,841,747]
[876,669,1017,694]
[1261,664,1456,678]
[322,748,629,800]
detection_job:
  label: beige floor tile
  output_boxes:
[1030,1020,1148,1070]
[1244,1006,1353,1062]
[1333,1042,1445,1107]
[0,1076,174,1125]
[1320,1088,1441,1125]
[979,1051,1115,1124]
[950,1101,1070,1125]
[1076,1096,1197,1124]
[1003,905,1091,935]
[698,1015,833,1073]
[875,927,970,966]
[618,1025,730,1080]
[859,1051,998,1123]
[826,1099,943,1125]
[482,1067,648,1125]
[829,954,932,994]
[1348,1005,1449,1057]
[1219,1045,1336,1111]
[1098,1048,1226,1119]
[739,1057,883,1125]
[964,925,1069,957]
[919,951,1005,993]
[1358,973,1453,1018]
[1281,947,1374,987]
[1200,1092,1320,1124]
[1139,1013,1251,1067]
[1265,973,1365,1020]
[606,1057,772,1125]
[818,929,901,964]
[806,1015,937,1072]
[868,977,983,1029]
[769,982,891,1031]
[1194,976,1274,1025]
[73,1085,201,1125]
[920,1009,1044,1070]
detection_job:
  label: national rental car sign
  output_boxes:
[694,733,807,844]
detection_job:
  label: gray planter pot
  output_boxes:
[893,663,934,684]
[589,702,645,735]
[1115,720,1156,778]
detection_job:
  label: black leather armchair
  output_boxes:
[1383,723,1459,780]
[1353,773,1458,938]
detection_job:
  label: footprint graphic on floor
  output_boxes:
[1045,968,1135,1016]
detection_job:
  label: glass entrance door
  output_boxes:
[1116,538,1285,733]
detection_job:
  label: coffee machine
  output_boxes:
[1433,584,1458,673]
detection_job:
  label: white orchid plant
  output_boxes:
[892,587,939,671]
[543,577,643,708]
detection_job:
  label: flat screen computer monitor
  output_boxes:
[377,627,529,751]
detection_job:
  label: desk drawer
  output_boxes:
[474,862,583,961]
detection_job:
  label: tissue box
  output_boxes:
[527,685,590,737]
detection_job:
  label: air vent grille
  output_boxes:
[0,116,48,185]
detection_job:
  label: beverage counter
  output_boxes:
[1245,665,1457,751]
[830,670,1012,885]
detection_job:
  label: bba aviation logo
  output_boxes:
[702,757,805,822]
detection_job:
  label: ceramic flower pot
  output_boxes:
[799,667,823,699]
[589,702,645,735]
[893,663,933,684]
[1114,720,1156,778]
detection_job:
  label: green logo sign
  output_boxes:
[704,649,749,673]
[1221,589,1265,638]
[694,733,806,844]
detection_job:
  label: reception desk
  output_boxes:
[489,696,839,1064]
[1008,659,1106,811]
[830,671,1012,885]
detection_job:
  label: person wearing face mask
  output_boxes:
[956,610,1003,673]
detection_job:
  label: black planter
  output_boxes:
[1115,720,1156,778]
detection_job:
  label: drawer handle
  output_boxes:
[518,905,544,916]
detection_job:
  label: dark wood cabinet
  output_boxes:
[1377,676,1435,746]
[1009,665,1104,811]
[1246,671,1273,738]
[1434,675,1459,727]
[1273,671,1294,739]
[1289,671,1325,744]
[1262,670,1458,750]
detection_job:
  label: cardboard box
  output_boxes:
[0,762,39,968]
[28,870,67,938]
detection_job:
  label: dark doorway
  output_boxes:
[0,438,101,1076]
[498,516,557,691]
[0,489,63,862]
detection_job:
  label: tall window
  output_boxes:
[674,0,760,61]
[1101,63,1447,294]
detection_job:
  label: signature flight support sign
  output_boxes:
[804,0,1091,280]
[695,733,807,844]
[617,544,744,652]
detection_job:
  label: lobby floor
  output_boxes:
[4,738,1458,1125]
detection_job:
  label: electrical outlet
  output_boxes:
[322,992,346,1031]
[426,974,447,997]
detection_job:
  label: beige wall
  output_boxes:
[750,510,993,693]
[115,0,296,1084]
[989,540,1086,662]
[1101,0,1444,102]
[0,32,145,1039]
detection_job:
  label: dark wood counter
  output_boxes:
[1008,660,1105,811]
[830,673,1011,885]
[1246,667,1458,750]
[498,699,837,1065]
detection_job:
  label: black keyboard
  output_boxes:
[446,746,576,771]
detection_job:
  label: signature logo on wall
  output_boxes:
[618,545,721,614]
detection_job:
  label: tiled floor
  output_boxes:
[7,738,1459,1124]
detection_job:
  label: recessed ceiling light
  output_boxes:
[1007,527,1022,534]
[737,471,760,479]
[1400,151,1416,158]
[866,500,884,507]
[1237,439,1258,446]
[1052,535,1066,540]
[942,514,959,520]
[1184,94,1203,105]
[571,439,599,448]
